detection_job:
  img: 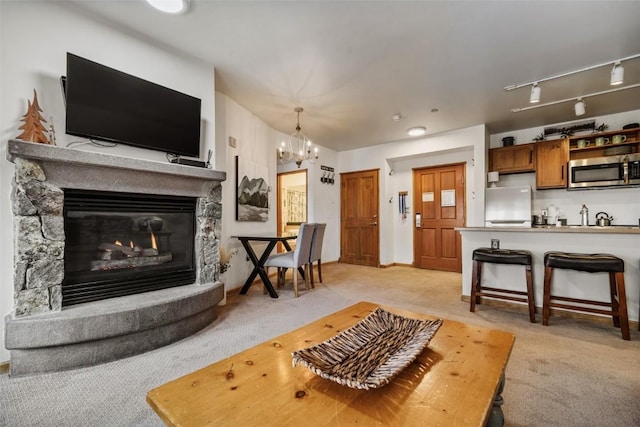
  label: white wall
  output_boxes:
[490,110,640,225]
[338,125,487,265]
[216,93,340,296]
[0,2,216,362]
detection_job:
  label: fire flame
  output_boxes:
[115,240,123,246]
[150,231,157,250]
[130,241,134,249]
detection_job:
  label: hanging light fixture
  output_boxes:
[610,61,624,85]
[530,83,541,103]
[574,98,586,116]
[279,107,318,168]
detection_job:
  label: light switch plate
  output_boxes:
[229,136,237,148]
[491,239,500,249]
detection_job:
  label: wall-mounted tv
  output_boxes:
[65,53,201,158]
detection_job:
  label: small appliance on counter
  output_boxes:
[485,186,532,227]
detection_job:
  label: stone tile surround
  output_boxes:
[5,139,227,376]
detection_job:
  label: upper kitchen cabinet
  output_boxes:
[567,127,640,160]
[535,138,568,189]
[489,143,536,174]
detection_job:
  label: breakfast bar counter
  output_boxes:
[457,226,640,326]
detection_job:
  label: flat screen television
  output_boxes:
[64,53,201,158]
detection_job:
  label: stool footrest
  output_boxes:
[548,302,620,318]
[481,287,529,297]
[476,292,530,304]
[549,295,614,308]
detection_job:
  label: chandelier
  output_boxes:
[279,107,318,168]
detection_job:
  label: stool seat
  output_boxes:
[473,248,532,266]
[544,252,624,273]
[470,247,535,323]
[543,251,629,340]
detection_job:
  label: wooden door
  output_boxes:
[413,163,465,272]
[340,169,379,267]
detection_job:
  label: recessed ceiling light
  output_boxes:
[146,0,189,14]
[407,126,427,137]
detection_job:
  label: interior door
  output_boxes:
[413,163,465,272]
[340,169,379,267]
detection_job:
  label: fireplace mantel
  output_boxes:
[5,139,227,376]
[7,139,226,197]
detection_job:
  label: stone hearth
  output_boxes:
[5,140,226,376]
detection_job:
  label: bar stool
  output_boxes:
[470,248,536,323]
[543,251,630,340]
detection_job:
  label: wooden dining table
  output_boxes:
[147,301,516,426]
[233,234,298,298]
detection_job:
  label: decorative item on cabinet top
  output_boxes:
[321,165,335,185]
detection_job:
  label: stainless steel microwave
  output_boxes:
[568,153,640,189]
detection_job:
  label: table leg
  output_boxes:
[238,239,279,298]
[486,373,505,427]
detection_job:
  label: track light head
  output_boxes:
[574,98,586,116]
[530,83,541,103]
[610,62,624,85]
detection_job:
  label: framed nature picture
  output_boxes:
[235,156,269,221]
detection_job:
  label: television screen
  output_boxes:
[65,53,201,158]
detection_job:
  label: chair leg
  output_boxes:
[526,264,536,323]
[470,260,481,312]
[293,269,299,297]
[542,266,553,326]
[614,272,630,340]
[317,259,323,283]
[304,264,310,290]
[309,263,315,288]
[608,272,620,327]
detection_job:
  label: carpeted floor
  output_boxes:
[1,263,639,426]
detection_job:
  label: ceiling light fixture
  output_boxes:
[610,61,624,85]
[504,53,640,92]
[529,83,541,103]
[574,98,586,116]
[511,82,640,114]
[279,107,318,168]
[407,126,427,137]
[146,0,190,14]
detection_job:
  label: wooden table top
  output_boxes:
[147,301,515,426]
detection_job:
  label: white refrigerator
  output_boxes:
[485,186,532,227]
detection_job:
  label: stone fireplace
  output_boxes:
[5,140,226,376]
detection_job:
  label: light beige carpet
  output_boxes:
[1,263,639,426]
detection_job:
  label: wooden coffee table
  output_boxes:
[147,301,515,426]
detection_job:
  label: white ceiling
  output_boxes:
[65,0,640,152]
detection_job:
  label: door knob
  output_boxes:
[370,222,378,226]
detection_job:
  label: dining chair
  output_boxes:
[309,223,326,288]
[264,222,315,297]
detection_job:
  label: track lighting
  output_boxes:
[610,62,624,85]
[505,53,640,92]
[530,83,541,103]
[574,98,586,116]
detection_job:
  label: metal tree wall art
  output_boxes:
[16,89,50,144]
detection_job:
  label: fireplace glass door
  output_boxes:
[63,189,196,306]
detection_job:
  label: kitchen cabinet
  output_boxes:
[489,143,536,174]
[535,138,568,189]
[568,127,640,160]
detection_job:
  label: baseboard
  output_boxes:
[380,262,413,268]
[0,361,10,374]
[460,295,639,329]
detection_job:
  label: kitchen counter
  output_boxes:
[458,225,640,234]
[457,226,640,325]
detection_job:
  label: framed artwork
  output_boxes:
[235,156,269,221]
